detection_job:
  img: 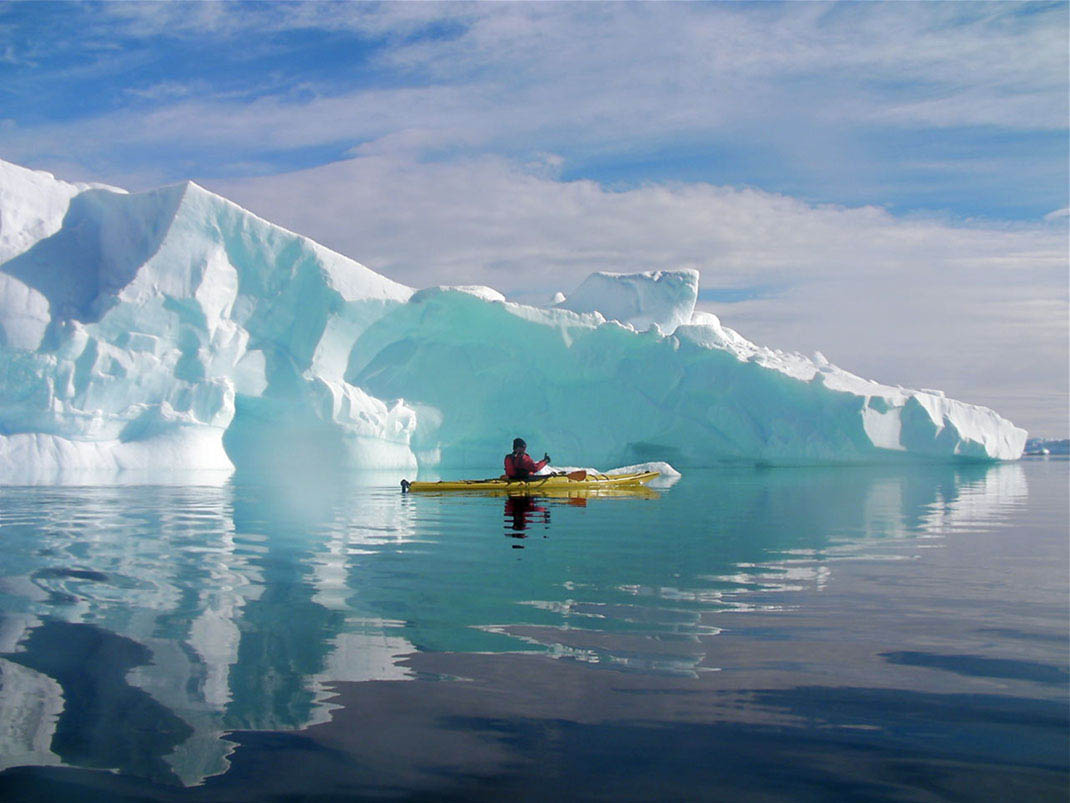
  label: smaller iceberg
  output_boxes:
[553,269,699,334]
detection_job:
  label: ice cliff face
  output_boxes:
[0,160,414,475]
[0,159,1025,476]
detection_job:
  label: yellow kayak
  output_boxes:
[401,470,659,494]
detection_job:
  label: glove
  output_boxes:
[543,453,551,462]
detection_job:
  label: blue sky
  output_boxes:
[1,1,1067,433]
[3,1,1065,218]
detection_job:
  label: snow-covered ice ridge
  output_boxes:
[0,158,1025,475]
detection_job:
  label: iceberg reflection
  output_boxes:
[0,462,1029,785]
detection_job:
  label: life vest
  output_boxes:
[504,451,531,479]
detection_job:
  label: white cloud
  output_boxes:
[206,153,1068,435]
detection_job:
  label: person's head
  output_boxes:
[512,437,526,453]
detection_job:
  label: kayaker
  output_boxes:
[504,438,550,479]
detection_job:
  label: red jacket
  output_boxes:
[504,451,549,479]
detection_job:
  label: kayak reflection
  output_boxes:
[503,485,661,544]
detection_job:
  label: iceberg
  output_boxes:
[0,158,1025,476]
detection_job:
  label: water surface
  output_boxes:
[0,460,1066,800]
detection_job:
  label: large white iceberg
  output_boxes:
[0,158,1025,476]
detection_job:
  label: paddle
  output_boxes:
[546,470,587,480]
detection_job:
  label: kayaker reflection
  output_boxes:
[504,495,549,537]
[504,437,550,479]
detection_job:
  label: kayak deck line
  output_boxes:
[400,470,659,494]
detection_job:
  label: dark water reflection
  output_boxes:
[0,461,1065,800]
[504,495,551,539]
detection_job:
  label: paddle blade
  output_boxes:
[566,470,587,481]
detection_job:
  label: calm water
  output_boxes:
[0,460,1066,801]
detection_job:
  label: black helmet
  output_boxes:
[512,437,526,450]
